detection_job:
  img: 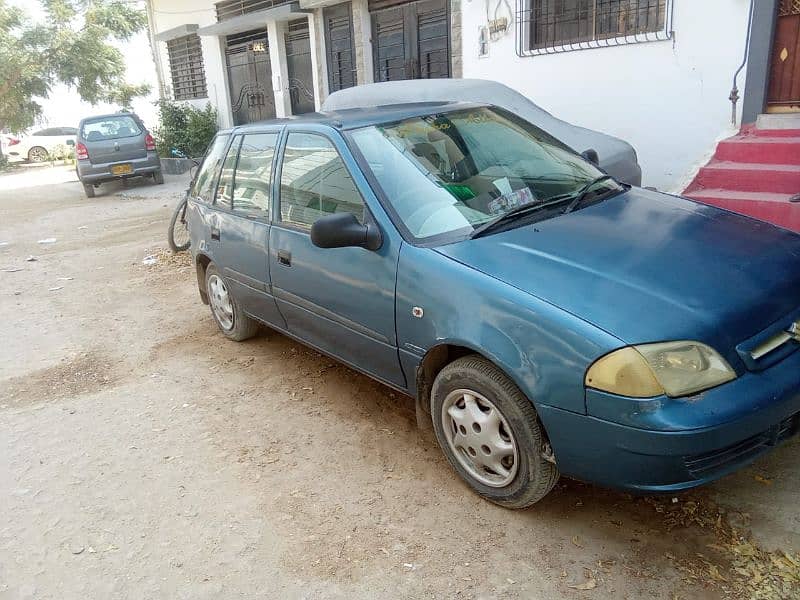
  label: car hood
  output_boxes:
[436,189,800,364]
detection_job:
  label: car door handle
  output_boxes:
[211,226,220,241]
[277,249,291,266]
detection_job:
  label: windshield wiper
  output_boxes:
[470,197,570,239]
[559,175,620,214]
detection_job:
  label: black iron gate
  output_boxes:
[225,29,275,125]
[370,0,450,82]
[323,3,357,92]
[285,19,317,115]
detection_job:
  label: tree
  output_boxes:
[0,0,151,135]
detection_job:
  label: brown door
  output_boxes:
[768,1,800,112]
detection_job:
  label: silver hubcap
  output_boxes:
[29,148,48,162]
[208,274,234,330]
[441,389,519,488]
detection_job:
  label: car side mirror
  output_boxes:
[581,148,599,165]
[66,139,75,146]
[311,212,382,251]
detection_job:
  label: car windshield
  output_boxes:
[349,106,619,241]
[81,116,142,142]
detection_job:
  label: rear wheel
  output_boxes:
[153,170,165,185]
[431,355,559,508]
[82,183,96,199]
[204,264,259,342]
[168,197,190,253]
[28,146,49,163]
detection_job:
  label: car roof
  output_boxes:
[221,101,487,134]
[78,113,139,125]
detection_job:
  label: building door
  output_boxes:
[370,0,450,82]
[323,3,357,92]
[768,0,800,112]
[225,30,275,125]
[285,19,317,115]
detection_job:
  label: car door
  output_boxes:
[269,128,405,387]
[209,131,285,328]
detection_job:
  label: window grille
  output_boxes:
[779,0,800,17]
[215,0,294,21]
[516,0,674,57]
[167,34,208,100]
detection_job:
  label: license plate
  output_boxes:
[111,163,133,176]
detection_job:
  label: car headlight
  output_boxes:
[585,341,737,398]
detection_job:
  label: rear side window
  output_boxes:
[232,133,277,218]
[279,132,364,229]
[191,135,230,203]
[215,136,242,209]
[80,116,142,142]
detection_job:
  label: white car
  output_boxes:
[4,127,78,163]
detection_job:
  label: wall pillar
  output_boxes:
[309,11,328,109]
[268,20,293,117]
[742,0,779,124]
[352,0,374,84]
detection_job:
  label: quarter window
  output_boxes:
[191,135,229,203]
[279,133,365,229]
[215,136,242,208]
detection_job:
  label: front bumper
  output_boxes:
[78,153,161,183]
[538,346,800,492]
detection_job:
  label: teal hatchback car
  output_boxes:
[187,103,800,508]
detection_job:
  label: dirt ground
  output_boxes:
[1,165,799,600]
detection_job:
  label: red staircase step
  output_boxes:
[687,161,800,195]
[684,189,800,232]
[752,128,800,138]
[715,136,800,165]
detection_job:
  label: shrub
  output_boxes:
[153,100,218,158]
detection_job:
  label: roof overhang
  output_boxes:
[155,24,199,42]
[197,3,311,37]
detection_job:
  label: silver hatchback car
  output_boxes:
[75,113,163,198]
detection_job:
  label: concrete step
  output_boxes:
[684,189,800,232]
[756,113,800,131]
[715,136,800,165]
[687,161,800,195]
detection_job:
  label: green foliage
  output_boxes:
[0,0,150,133]
[153,100,218,158]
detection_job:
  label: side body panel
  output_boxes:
[395,242,622,415]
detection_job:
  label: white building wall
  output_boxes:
[150,0,234,127]
[461,0,752,191]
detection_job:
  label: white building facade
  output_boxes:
[146,0,796,190]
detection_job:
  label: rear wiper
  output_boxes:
[559,175,620,214]
[470,197,570,239]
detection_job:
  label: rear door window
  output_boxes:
[80,116,142,142]
[191,135,230,204]
[232,133,278,219]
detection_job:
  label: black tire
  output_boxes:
[204,264,259,342]
[83,183,96,199]
[431,355,559,508]
[167,198,190,253]
[153,170,165,185]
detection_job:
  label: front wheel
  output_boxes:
[204,264,259,342]
[431,355,559,508]
[167,197,190,253]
